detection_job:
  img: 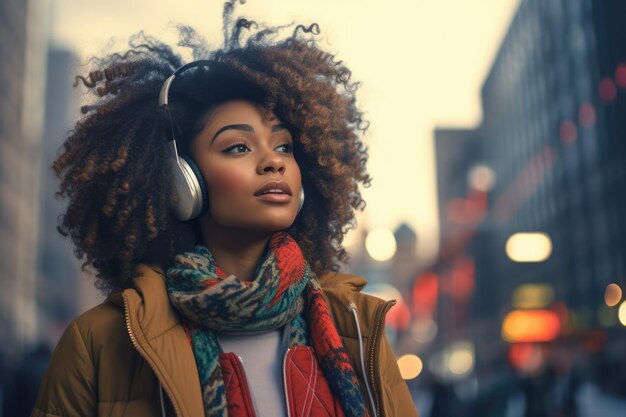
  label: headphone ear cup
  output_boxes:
[297,188,305,214]
[171,154,209,221]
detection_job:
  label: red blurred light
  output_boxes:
[599,78,617,102]
[445,193,487,224]
[578,103,596,127]
[386,299,412,331]
[615,63,626,88]
[451,256,475,301]
[445,199,467,223]
[412,272,439,318]
[559,120,577,144]
[509,343,536,368]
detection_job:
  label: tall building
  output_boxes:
[37,46,101,345]
[391,223,419,292]
[428,0,626,378]
[0,0,50,366]
[434,128,486,252]
[478,0,626,323]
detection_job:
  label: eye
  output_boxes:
[276,143,293,153]
[223,143,251,154]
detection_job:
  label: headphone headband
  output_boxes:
[158,60,213,107]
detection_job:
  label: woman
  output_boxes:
[32,3,417,417]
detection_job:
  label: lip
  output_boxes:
[253,181,293,197]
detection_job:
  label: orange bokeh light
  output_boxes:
[502,309,561,343]
[604,283,622,307]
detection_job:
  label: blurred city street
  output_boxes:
[2,0,626,416]
[577,383,626,417]
[410,382,626,417]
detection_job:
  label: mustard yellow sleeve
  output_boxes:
[379,332,419,417]
[31,320,97,417]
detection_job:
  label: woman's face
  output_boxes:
[190,100,302,233]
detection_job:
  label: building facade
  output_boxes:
[429,0,626,381]
[0,0,49,367]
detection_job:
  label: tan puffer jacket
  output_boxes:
[31,264,418,417]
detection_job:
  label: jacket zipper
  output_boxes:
[282,347,292,417]
[367,300,396,417]
[235,355,260,417]
[123,293,183,417]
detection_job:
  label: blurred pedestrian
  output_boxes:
[521,364,556,417]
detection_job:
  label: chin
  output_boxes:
[256,218,296,232]
[249,207,298,229]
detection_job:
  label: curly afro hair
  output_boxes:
[53,4,371,294]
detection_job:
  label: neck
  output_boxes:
[198,216,273,282]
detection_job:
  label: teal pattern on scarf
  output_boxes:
[166,232,369,417]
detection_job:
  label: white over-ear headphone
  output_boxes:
[159,61,304,221]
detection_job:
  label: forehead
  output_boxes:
[202,100,278,130]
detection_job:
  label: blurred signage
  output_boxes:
[501,309,560,343]
[505,232,552,262]
[512,283,554,309]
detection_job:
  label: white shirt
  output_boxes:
[216,328,287,417]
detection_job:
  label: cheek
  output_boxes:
[204,169,249,197]
[288,160,302,184]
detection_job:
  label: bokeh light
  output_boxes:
[505,232,553,262]
[604,283,622,307]
[397,354,423,380]
[508,343,544,374]
[578,102,596,127]
[619,301,626,327]
[428,341,475,381]
[512,284,554,309]
[502,310,561,342]
[559,120,577,144]
[468,165,496,192]
[411,318,438,344]
[365,228,397,262]
[599,77,617,101]
[615,63,626,88]
[448,349,474,376]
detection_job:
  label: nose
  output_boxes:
[257,148,286,175]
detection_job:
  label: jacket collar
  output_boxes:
[108,264,180,337]
[317,271,391,339]
[110,264,204,417]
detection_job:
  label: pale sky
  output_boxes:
[51,0,521,263]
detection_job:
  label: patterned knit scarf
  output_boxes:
[166,232,369,417]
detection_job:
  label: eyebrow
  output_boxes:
[211,123,288,143]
